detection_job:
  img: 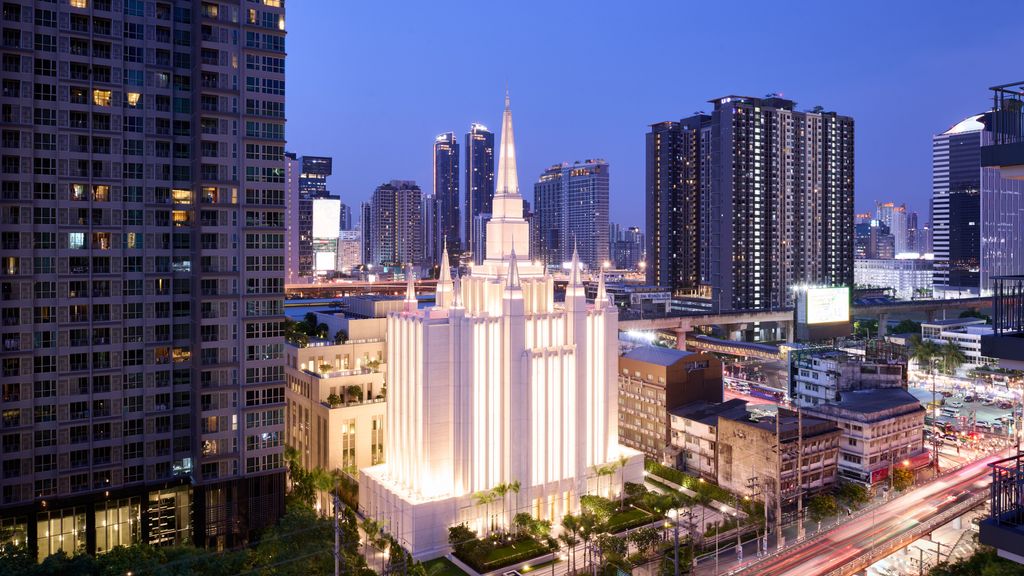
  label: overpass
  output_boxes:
[285,280,437,299]
[619,296,992,342]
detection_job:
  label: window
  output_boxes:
[92,90,112,107]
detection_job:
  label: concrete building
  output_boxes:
[854,257,934,300]
[359,95,642,559]
[531,160,610,270]
[790,349,905,408]
[876,202,910,255]
[610,224,644,271]
[617,347,723,459]
[921,318,997,370]
[647,95,854,310]
[369,180,423,269]
[336,230,363,273]
[0,0,287,557]
[285,153,302,284]
[717,409,841,501]
[668,399,749,479]
[803,389,927,486]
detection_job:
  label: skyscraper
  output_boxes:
[360,94,642,558]
[876,202,910,254]
[433,132,460,260]
[532,160,610,270]
[360,201,373,267]
[369,181,424,268]
[297,156,333,279]
[0,0,287,556]
[647,95,854,311]
[421,193,437,267]
[285,152,302,284]
[465,123,494,264]
[610,225,645,270]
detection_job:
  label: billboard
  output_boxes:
[311,198,341,239]
[805,287,850,325]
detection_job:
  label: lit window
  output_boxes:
[171,189,192,204]
[92,185,109,202]
[92,90,111,107]
[125,92,141,108]
[70,0,88,8]
[68,233,86,250]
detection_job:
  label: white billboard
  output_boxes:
[314,250,337,273]
[805,287,850,325]
[311,198,341,239]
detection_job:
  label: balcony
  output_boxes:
[982,82,1024,179]
[980,275,1024,369]
[980,453,1024,564]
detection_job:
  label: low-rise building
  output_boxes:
[921,318,997,370]
[717,409,841,501]
[803,388,927,486]
[668,399,749,479]
[790,349,904,408]
[618,346,723,458]
[285,315,388,513]
[854,257,934,300]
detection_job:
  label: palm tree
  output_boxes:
[508,480,521,535]
[616,455,629,510]
[360,517,382,561]
[472,490,497,536]
[939,339,967,377]
[561,513,581,574]
[493,483,509,535]
[909,335,941,419]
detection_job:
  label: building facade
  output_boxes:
[0,0,287,558]
[464,123,494,264]
[790,350,904,408]
[854,257,934,300]
[433,132,459,261]
[875,202,910,255]
[369,180,423,269]
[285,152,301,283]
[617,346,722,459]
[668,399,749,479]
[360,95,642,559]
[647,96,854,310]
[609,224,644,270]
[296,156,332,280]
[920,318,997,370]
[531,160,610,270]
[803,389,926,486]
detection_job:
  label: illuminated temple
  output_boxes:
[359,94,643,558]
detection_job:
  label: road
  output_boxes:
[706,451,1004,576]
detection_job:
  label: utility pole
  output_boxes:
[334,493,342,576]
[673,509,680,576]
[796,408,804,541]
[775,413,785,551]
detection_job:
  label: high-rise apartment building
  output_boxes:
[610,224,645,270]
[420,193,437,267]
[285,152,301,283]
[464,123,494,264]
[0,0,287,558]
[531,160,610,270]
[433,132,459,260]
[647,96,854,310]
[369,180,423,268]
[359,201,372,267]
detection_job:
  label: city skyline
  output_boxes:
[285,1,1023,230]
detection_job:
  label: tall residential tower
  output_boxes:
[433,132,460,261]
[0,0,287,557]
[464,123,494,264]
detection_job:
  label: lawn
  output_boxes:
[454,536,551,573]
[424,557,470,576]
[644,459,733,504]
[606,506,658,533]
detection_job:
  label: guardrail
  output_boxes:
[821,493,986,576]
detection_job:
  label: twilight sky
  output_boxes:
[286,0,1022,231]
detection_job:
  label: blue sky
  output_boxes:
[286,0,1022,229]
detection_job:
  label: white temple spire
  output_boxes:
[495,91,519,199]
[436,241,453,308]
[404,264,417,312]
[568,245,581,288]
[506,244,521,290]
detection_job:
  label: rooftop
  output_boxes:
[922,317,987,327]
[623,345,697,367]
[669,399,749,426]
[828,388,924,414]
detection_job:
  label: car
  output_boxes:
[943,433,959,442]
[964,395,975,403]
[947,400,964,409]
[942,391,954,398]
[976,421,992,431]
[998,401,1014,410]
[982,398,997,406]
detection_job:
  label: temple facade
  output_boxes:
[359,94,643,558]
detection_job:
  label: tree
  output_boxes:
[616,454,630,510]
[958,309,991,323]
[360,517,383,561]
[892,319,922,335]
[284,318,310,347]
[836,482,870,511]
[493,483,510,534]
[327,393,342,407]
[807,494,839,532]
[891,467,914,492]
[938,339,967,377]
[472,489,497,536]
[628,526,662,558]
[334,329,349,344]
[560,513,581,574]
[910,335,942,423]
[346,384,363,404]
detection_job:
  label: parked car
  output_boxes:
[964,395,975,403]
[998,401,1014,410]
[942,391,954,398]
[947,400,964,409]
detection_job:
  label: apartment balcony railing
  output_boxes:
[980,453,1024,557]
[982,82,1024,177]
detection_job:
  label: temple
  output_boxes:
[359,93,643,558]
